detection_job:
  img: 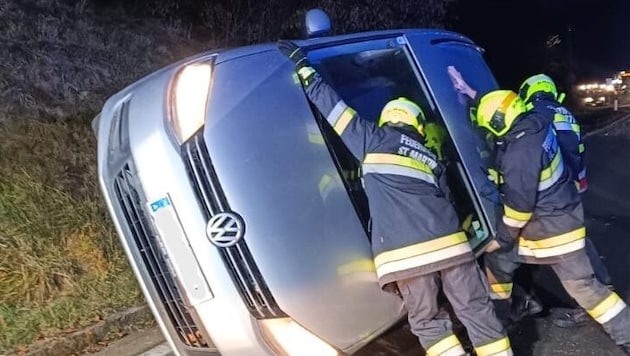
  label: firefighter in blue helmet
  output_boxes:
[279,41,512,356]
[471,89,630,354]
[519,74,613,328]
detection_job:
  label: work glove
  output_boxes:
[278,40,317,87]
[424,122,447,161]
[490,221,519,253]
[486,167,503,186]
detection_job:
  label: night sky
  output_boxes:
[450,0,630,89]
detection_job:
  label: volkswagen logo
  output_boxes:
[206,212,245,247]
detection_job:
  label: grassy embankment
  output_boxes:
[0,0,448,352]
[0,118,141,352]
[0,0,201,352]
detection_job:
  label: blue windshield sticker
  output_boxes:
[150,197,171,212]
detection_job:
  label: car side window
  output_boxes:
[305,39,439,233]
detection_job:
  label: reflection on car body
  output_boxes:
[93,10,501,356]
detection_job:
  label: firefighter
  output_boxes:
[518,74,587,192]
[278,41,512,356]
[449,66,613,325]
[471,89,630,354]
[519,74,613,328]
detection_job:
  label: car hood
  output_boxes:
[199,49,403,351]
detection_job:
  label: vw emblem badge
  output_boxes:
[206,212,245,247]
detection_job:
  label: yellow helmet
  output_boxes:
[519,74,558,103]
[473,90,525,137]
[378,97,426,135]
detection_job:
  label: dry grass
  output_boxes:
[0,0,449,122]
[0,0,204,122]
[0,118,142,353]
[0,5,206,349]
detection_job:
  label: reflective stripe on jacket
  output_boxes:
[303,74,473,287]
[528,95,587,193]
[496,111,584,264]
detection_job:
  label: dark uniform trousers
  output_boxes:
[398,260,512,356]
[485,245,630,346]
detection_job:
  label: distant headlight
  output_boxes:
[258,318,339,356]
[168,61,213,144]
[583,97,594,103]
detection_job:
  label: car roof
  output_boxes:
[109,28,475,98]
[214,28,475,64]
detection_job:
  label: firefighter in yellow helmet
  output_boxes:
[519,74,587,193]
[471,88,630,353]
[279,41,512,356]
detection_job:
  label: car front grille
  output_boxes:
[112,161,214,348]
[183,131,286,319]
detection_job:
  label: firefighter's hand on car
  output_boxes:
[278,40,307,67]
[447,65,477,100]
[278,40,317,88]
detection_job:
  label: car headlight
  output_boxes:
[168,61,213,144]
[258,318,339,356]
[583,97,594,103]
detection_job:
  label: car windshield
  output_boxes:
[308,40,433,123]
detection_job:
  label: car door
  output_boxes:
[401,31,502,249]
[306,33,500,255]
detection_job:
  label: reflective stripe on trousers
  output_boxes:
[588,292,628,324]
[488,282,513,300]
[475,337,513,356]
[425,334,466,356]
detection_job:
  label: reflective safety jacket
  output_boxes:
[303,74,474,288]
[527,94,587,193]
[496,111,585,264]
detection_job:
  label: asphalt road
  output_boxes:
[91,110,630,356]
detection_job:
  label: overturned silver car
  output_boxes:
[94,10,501,356]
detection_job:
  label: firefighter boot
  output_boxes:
[551,307,590,328]
[511,293,543,322]
[493,299,513,330]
